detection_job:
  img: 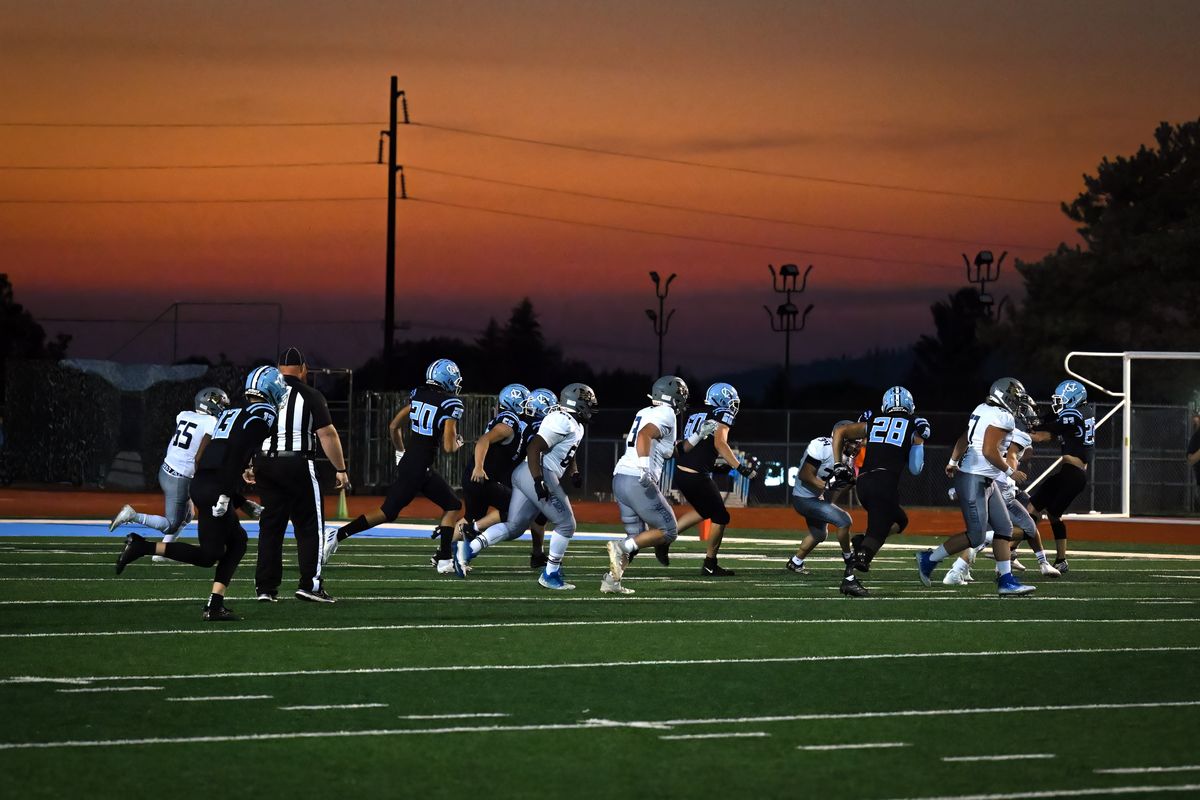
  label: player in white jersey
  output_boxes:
[918,378,1037,595]
[604,376,689,594]
[109,388,255,559]
[454,383,597,590]
[785,421,861,575]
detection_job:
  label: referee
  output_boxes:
[252,348,350,603]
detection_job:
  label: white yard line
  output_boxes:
[1094,765,1200,775]
[942,754,1055,762]
[279,703,388,711]
[0,700,1195,751]
[797,742,909,751]
[57,685,163,694]
[396,713,509,720]
[660,732,769,741]
[880,785,1200,800]
[4,645,1196,686]
[165,695,273,702]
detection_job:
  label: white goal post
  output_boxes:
[1024,351,1200,518]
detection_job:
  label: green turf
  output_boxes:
[1,530,1199,800]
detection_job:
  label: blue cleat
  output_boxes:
[998,573,1036,596]
[916,550,936,587]
[538,569,576,591]
[452,539,471,579]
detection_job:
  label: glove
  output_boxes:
[686,419,720,446]
[533,476,550,500]
[736,462,758,480]
[570,471,583,489]
[914,417,932,440]
[638,468,657,488]
[212,494,230,518]
[825,462,855,492]
[395,450,404,465]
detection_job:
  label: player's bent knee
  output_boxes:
[660,526,678,544]
[711,508,731,526]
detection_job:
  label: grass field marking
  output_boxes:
[797,742,909,751]
[879,784,1200,800]
[279,703,388,711]
[660,732,770,740]
[1153,575,1200,580]
[396,713,509,720]
[56,685,164,694]
[1094,765,1200,775]
[5,646,1197,687]
[942,754,1056,762]
[165,695,273,702]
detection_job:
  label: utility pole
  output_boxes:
[378,76,408,371]
[963,249,1008,320]
[763,263,815,408]
[645,271,676,376]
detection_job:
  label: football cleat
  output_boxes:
[916,550,936,587]
[942,568,967,586]
[109,504,137,533]
[115,533,147,575]
[1040,561,1062,577]
[435,559,456,575]
[320,525,340,565]
[530,549,548,569]
[202,605,239,622]
[785,560,810,575]
[840,578,869,598]
[997,573,1036,596]
[600,572,635,594]
[538,569,576,591]
[654,544,671,566]
[455,517,476,542]
[1054,559,1070,574]
[152,555,169,564]
[964,568,975,583]
[295,588,336,603]
[453,540,471,579]
[256,591,278,603]
[606,540,629,581]
[1011,557,1027,572]
[701,560,735,577]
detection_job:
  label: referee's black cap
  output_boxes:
[278,347,306,367]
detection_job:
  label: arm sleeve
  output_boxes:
[908,444,924,475]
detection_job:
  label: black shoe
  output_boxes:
[840,578,869,598]
[295,588,336,603]
[850,551,871,573]
[785,560,810,575]
[530,549,548,569]
[1054,559,1070,574]
[654,544,671,566]
[115,533,147,575]
[202,605,239,621]
[256,590,278,603]
[701,560,735,577]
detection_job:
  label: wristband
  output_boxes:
[1005,466,1015,477]
[336,468,348,473]
[947,459,959,468]
[637,456,650,469]
[686,433,702,447]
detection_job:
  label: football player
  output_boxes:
[785,420,861,576]
[454,383,597,590]
[604,376,689,594]
[115,367,287,621]
[673,382,757,577]
[1022,380,1095,572]
[110,387,259,563]
[323,359,465,566]
[831,387,928,597]
[918,378,1035,595]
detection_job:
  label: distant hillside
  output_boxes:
[712,348,915,401]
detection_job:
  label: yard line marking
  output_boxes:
[942,754,1056,762]
[4,646,1196,686]
[0,701,1196,751]
[57,685,163,694]
[660,732,769,741]
[1094,765,1200,775]
[879,784,1200,800]
[3,618,1197,639]
[165,695,272,702]
[797,742,909,751]
[1154,575,1200,580]
[396,713,509,720]
[279,703,388,711]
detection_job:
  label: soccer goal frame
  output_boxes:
[1024,351,1200,518]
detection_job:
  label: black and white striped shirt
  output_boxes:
[262,375,333,457]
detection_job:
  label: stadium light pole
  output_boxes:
[764,264,814,408]
[963,249,1008,319]
[378,76,408,372]
[645,271,676,376]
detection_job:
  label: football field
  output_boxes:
[2,523,1199,800]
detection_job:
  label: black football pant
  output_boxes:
[254,456,325,594]
[1029,462,1088,540]
[165,472,248,587]
[381,462,462,521]
[853,469,907,566]
[461,465,513,523]
[674,470,731,525]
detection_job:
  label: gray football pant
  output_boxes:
[613,473,678,541]
[954,471,1013,545]
[1005,493,1037,538]
[485,463,576,543]
[139,466,193,536]
[791,494,852,541]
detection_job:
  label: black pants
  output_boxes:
[674,470,731,525]
[461,464,513,522]
[1029,462,1088,519]
[254,456,325,594]
[381,461,461,521]
[165,472,249,587]
[856,469,908,543]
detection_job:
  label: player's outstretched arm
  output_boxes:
[831,421,867,463]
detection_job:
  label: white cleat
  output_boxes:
[964,568,975,583]
[600,572,635,594]
[1011,557,1027,572]
[320,525,340,565]
[436,559,456,575]
[942,569,967,586]
[151,555,169,564]
[606,540,629,581]
[1040,561,1062,578]
[109,505,137,533]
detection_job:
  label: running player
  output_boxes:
[1025,380,1094,572]
[785,420,861,576]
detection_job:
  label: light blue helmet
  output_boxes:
[881,386,915,414]
[425,358,463,394]
[524,388,557,420]
[704,382,741,416]
[1051,380,1087,414]
[498,383,530,415]
[245,365,288,408]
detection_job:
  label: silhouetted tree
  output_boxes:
[909,288,997,408]
[0,274,70,402]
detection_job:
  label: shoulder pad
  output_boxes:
[715,410,735,426]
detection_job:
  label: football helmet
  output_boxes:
[425,359,463,394]
[245,366,288,408]
[648,375,689,412]
[524,388,557,420]
[881,386,915,414]
[988,377,1028,414]
[1051,380,1087,414]
[497,383,530,415]
[194,386,230,417]
[559,383,598,421]
[704,382,741,416]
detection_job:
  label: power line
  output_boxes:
[0,196,380,204]
[0,121,384,128]
[0,161,377,171]
[412,121,1060,207]
[410,196,951,270]
[409,165,1058,252]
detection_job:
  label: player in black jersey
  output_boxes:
[1023,379,1095,572]
[673,382,758,576]
[115,366,287,621]
[831,386,928,597]
[324,359,465,566]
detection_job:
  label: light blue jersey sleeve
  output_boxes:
[908,444,924,475]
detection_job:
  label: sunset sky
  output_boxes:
[2,0,1198,375]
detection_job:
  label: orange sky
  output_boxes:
[2,0,1198,371]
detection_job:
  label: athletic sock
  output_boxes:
[469,537,487,556]
[930,544,950,563]
[997,560,1012,576]
[790,556,805,568]
[207,592,224,609]
[435,526,454,560]
[1034,550,1048,565]
[337,515,371,541]
[161,534,177,545]
[841,551,852,563]
[547,532,570,573]
[134,513,148,525]
[952,557,969,573]
[620,537,639,555]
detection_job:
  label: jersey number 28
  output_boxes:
[869,416,910,446]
